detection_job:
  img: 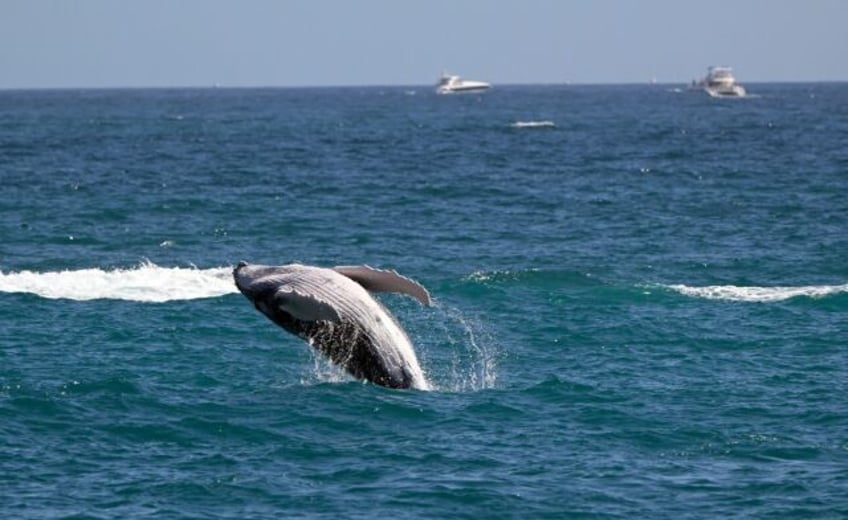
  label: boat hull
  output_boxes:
[705,85,747,98]
[436,85,490,94]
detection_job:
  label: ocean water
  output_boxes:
[1,83,847,518]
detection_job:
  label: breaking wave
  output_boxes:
[0,261,238,302]
[663,283,848,302]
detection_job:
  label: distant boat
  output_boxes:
[691,66,747,97]
[435,72,491,94]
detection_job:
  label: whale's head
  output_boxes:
[233,261,265,297]
[233,262,339,326]
[233,262,288,314]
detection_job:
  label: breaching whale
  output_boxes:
[233,262,432,390]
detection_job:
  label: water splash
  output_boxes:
[0,261,237,302]
[301,349,353,386]
[422,301,498,392]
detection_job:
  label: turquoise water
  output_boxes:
[1,84,847,518]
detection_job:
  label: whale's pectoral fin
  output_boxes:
[333,265,431,306]
[274,288,341,322]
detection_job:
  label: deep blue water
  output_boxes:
[1,83,847,518]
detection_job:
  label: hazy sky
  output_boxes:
[1,0,846,88]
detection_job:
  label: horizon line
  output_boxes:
[2,79,847,92]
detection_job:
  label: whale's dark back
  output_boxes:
[265,309,415,389]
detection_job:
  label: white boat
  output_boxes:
[693,66,747,97]
[435,72,491,94]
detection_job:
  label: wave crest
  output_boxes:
[511,120,556,128]
[0,262,238,302]
[664,283,848,302]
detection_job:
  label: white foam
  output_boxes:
[511,120,556,128]
[0,262,238,302]
[664,283,848,302]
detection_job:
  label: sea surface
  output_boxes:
[1,83,847,518]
